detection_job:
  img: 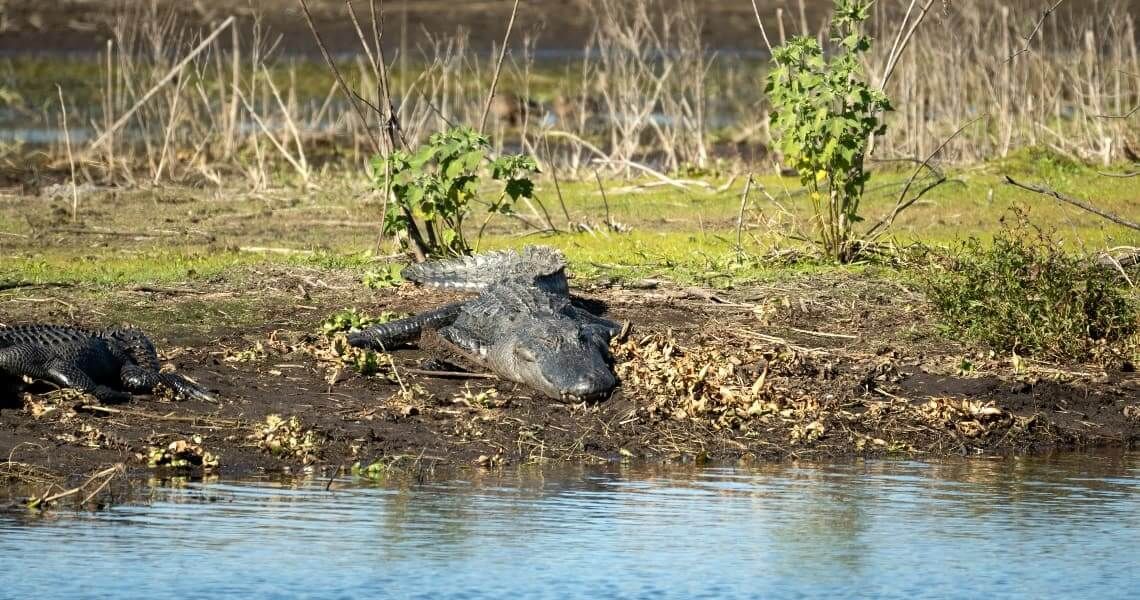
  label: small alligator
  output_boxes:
[0,324,214,402]
[348,246,621,401]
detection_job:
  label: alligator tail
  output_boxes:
[347,303,463,350]
[402,246,565,291]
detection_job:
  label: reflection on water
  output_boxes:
[2,453,1139,599]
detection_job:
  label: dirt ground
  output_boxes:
[2,261,1137,493]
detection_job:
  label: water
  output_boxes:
[2,453,1139,599]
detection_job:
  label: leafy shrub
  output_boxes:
[765,0,891,262]
[920,219,1137,361]
[374,126,538,257]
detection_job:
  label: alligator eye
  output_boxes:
[516,345,537,363]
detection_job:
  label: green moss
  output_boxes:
[1,251,247,287]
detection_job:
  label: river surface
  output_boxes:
[2,453,1139,598]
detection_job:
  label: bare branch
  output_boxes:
[1005,0,1066,63]
[867,116,986,240]
[880,0,938,92]
[1095,105,1139,120]
[1004,176,1140,231]
[297,0,381,154]
[749,0,773,55]
[479,0,521,134]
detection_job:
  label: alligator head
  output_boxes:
[483,319,617,402]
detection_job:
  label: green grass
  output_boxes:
[0,248,380,288]
[0,147,1136,291]
[536,159,1139,250]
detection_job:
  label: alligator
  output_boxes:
[348,246,622,401]
[0,324,214,402]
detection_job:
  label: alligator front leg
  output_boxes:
[568,306,622,337]
[120,365,215,402]
[46,361,131,403]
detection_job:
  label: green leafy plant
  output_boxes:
[361,264,403,289]
[765,0,891,262]
[919,216,1137,361]
[320,308,399,337]
[374,126,539,257]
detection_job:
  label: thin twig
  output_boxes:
[297,0,380,154]
[867,116,985,240]
[593,171,612,225]
[56,85,79,222]
[879,1,936,92]
[1004,176,1140,231]
[545,139,572,225]
[789,327,859,340]
[478,0,521,134]
[31,464,123,508]
[1005,0,1066,63]
[749,0,773,55]
[260,65,310,182]
[735,173,754,250]
[1095,105,1140,120]
[233,85,308,180]
[76,404,242,426]
[403,368,497,380]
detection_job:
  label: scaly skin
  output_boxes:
[349,246,621,401]
[0,324,214,402]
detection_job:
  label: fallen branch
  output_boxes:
[28,464,124,509]
[1003,176,1140,231]
[591,158,714,191]
[127,285,205,295]
[50,226,206,238]
[75,404,240,427]
[0,282,75,292]
[1096,105,1139,120]
[238,246,316,256]
[404,368,497,380]
[789,327,859,340]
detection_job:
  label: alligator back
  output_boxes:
[402,246,568,295]
[0,324,101,348]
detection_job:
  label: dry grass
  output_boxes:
[11,0,1133,195]
[866,0,1140,165]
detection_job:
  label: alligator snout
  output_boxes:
[561,371,617,402]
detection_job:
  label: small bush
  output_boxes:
[765,0,891,262]
[374,126,538,257]
[920,219,1137,361]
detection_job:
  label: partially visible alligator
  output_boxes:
[348,246,621,401]
[0,324,214,402]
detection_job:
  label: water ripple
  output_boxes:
[2,453,1139,599]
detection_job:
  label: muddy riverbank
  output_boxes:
[2,262,1137,485]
